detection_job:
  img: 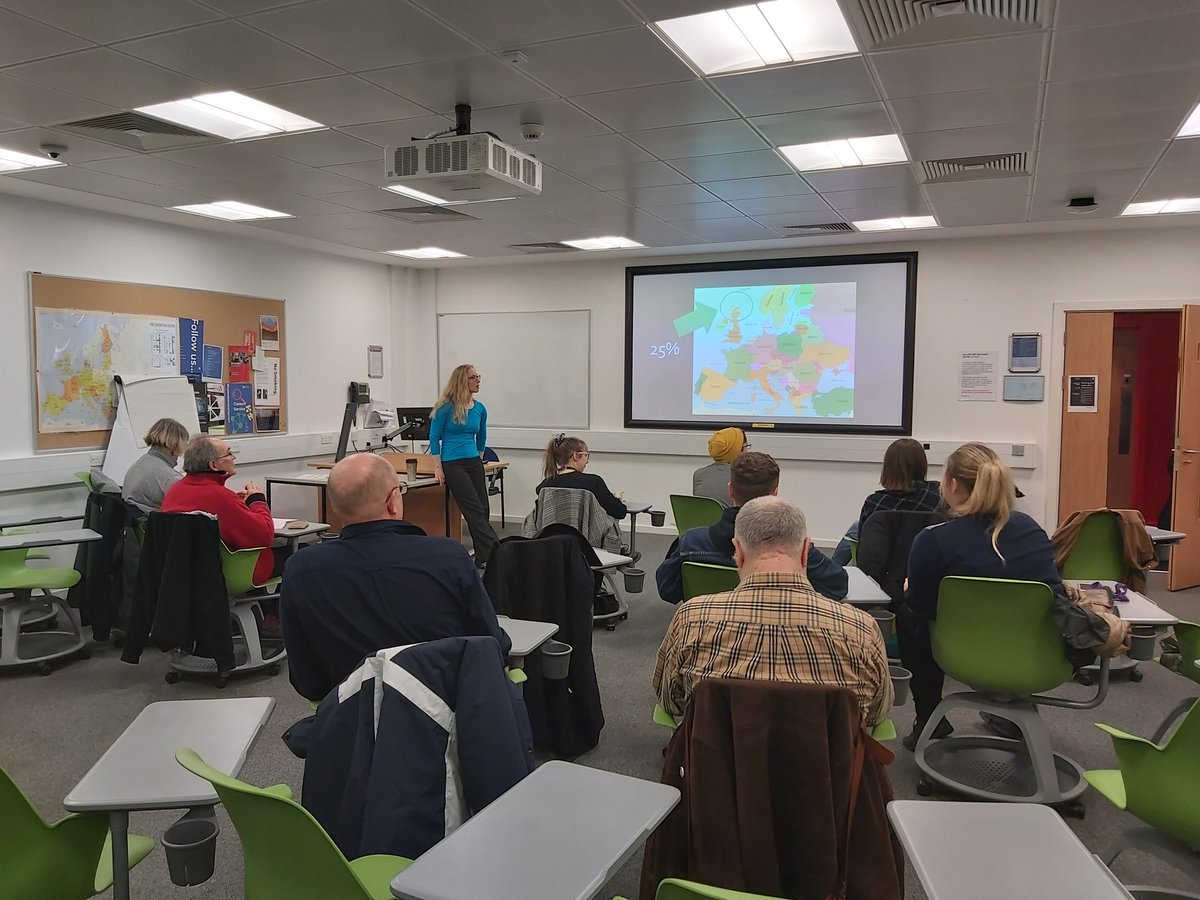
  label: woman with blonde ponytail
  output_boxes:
[898,442,1061,749]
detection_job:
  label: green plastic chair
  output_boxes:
[845,536,858,566]
[0,763,154,900]
[1085,698,1200,867]
[681,561,740,601]
[670,494,725,536]
[176,748,412,900]
[1149,621,1200,745]
[0,545,87,672]
[73,472,95,494]
[1,528,51,561]
[656,878,787,899]
[915,576,1109,808]
[1059,510,1125,582]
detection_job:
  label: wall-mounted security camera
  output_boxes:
[39,143,68,160]
[520,122,544,142]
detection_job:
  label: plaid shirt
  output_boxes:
[858,479,943,529]
[653,571,893,726]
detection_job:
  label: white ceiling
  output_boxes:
[1,0,1199,264]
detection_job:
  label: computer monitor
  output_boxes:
[334,401,357,461]
[395,407,431,442]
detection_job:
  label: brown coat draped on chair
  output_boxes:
[639,679,904,900]
[1052,508,1157,591]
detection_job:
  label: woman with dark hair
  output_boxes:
[832,437,942,564]
[536,434,627,520]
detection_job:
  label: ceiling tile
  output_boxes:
[11,165,213,206]
[261,165,380,195]
[0,73,116,127]
[338,115,457,148]
[247,76,432,128]
[820,183,926,211]
[0,126,133,163]
[871,33,1045,99]
[256,130,381,166]
[320,158,392,186]
[163,173,356,211]
[608,182,717,206]
[570,81,733,132]
[154,142,309,178]
[0,8,91,66]
[407,0,639,49]
[1148,137,1200,175]
[903,123,1035,161]
[701,174,814,200]
[320,188,409,211]
[713,57,880,118]
[468,99,611,145]
[931,196,1029,227]
[570,160,690,192]
[0,0,219,43]
[524,133,653,175]
[79,154,208,184]
[361,55,554,114]
[1039,109,1184,150]
[1135,166,1200,201]
[1055,0,1200,30]
[889,85,1038,134]
[923,176,1031,203]
[803,164,916,193]
[667,149,792,181]
[628,120,766,159]
[118,21,339,89]
[684,218,777,241]
[749,103,894,146]
[728,193,835,216]
[194,0,312,12]
[1043,68,1200,120]
[1035,141,1168,174]
[519,28,694,96]
[244,0,479,72]
[831,198,930,219]
[642,201,743,224]
[6,49,213,109]
[1050,13,1200,82]
[1031,167,1147,208]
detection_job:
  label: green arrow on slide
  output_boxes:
[673,302,718,338]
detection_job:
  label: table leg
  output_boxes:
[110,809,131,900]
[317,485,328,525]
[628,510,640,555]
[444,485,451,537]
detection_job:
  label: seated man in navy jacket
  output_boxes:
[656,451,848,604]
[280,453,510,701]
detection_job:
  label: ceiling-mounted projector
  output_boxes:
[385,132,542,202]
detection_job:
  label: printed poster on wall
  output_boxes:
[202,344,223,383]
[254,357,280,407]
[228,346,251,382]
[186,375,209,432]
[1068,375,1098,413]
[260,314,280,351]
[206,383,226,435]
[243,329,257,354]
[149,319,179,374]
[179,318,203,377]
[227,383,254,435]
[958,350,998,401]
[254,408,280,432]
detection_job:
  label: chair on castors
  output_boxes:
[0,546,89,674]
[1059,510,1126,581]
[1085,698,1200,897]
[670,494,724,536]
[681,561,739,601]
[1150,621,1200,745]
[913,576,1109,816]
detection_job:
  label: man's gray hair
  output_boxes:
[733,496,808,556]
[182,435,223,474]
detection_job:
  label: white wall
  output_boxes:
[0,192,401,526]
[425,227,1200,542]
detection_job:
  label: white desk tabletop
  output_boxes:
[592,548,634,570]
[625,501,653,513]
[390,761,679,900]
[844,566,890,607]
[272,518,330,539]
[1146,526,1186,545]
[0,513,83,529]
[497,616,558,658]
[888,801,1133,900]
[0,528,101,551]
[265,470,329,485]
[64,698,275,812]
[1067,580,1179,626]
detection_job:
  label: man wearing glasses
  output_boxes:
[279,453,511,702]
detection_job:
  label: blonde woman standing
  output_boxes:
[430,364,498,567]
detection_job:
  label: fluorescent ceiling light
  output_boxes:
[171,201,292,221]
[384,247,468,259]
[384,184,450,205]
[655,0,857,76]
[1178,102,1200,138]
[0,146,65,172]
[137,92,323,140]
[778,135,907,171]
[562,236,645,251]
[852,216,938,232]
[1121,198,1200,216]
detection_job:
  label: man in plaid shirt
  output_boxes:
[653,496,892,726]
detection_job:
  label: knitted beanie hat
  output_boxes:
[707,427,745,463]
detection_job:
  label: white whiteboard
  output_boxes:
[437,311,589,429]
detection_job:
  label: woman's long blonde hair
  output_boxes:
[944,442,1015,559]
[432,364,474,424]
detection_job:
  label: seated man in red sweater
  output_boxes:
[160,435,277,586]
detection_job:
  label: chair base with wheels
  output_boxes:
[592,571,629,631]
[166,590,285,687]
[0,550,89,674]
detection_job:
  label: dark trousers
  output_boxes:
[443,456,499,565]
[897,605,945,725]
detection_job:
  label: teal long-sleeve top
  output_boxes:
[429,401,487,462]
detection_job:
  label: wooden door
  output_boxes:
[1058,312,1115,523]
[1169,305,1200,590]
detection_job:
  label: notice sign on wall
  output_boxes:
[959,350,998,401]
[1068,375,1098,412]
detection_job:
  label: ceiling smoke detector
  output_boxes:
[1066,196,1100,215]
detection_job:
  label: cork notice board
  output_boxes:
[30,273,287,451]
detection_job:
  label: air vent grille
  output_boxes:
[428,140,468,174]
[855,0,1042,46]
[393,145,420,177]
[375,206,477,224]
[922,152,1029,182]
[508,241,575,253]
[777,222,855,236]
[63,112,208,137]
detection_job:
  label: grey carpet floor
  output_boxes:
[2,528,1199,898]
